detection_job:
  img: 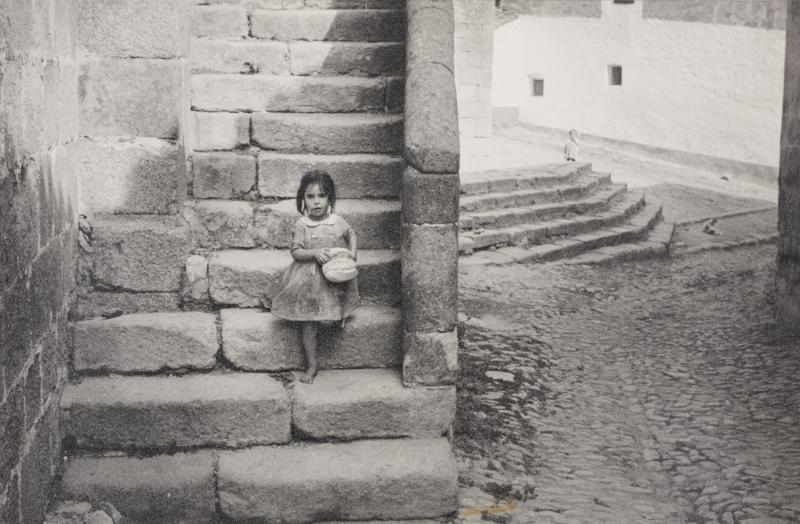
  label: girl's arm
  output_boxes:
[291,247,331,264]
[345,225,357,261]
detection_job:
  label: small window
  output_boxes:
[613,0,634,3]
[608,65,622,86]
[529,76,544,97]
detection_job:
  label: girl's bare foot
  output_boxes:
[299,367,317,384]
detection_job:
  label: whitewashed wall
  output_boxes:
[492,0,785,168]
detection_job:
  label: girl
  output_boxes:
[271,171,359,384]
[564,129,580,162]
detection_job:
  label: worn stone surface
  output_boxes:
[258,153,403,198]
[218,438,457,521]
[182,254,209,302]
[403,329,458,386]
[192,152,256,199]
[90,215,192,292]
[191,75,389,112]
[251,9,405,42]
[79,59,182,138]
[191,4,248,38]
[61,451,217,524]
[208,249,401,306]
[289,41,405,77]
[251,113,404,154]
[642,0,785,29]
[77,137,184,214]
[294,369,454,439]
[75,291,180,320]
[402,168,460,224]
[190,39,289,74]
[221,305,402,370]
[254,198,401,249]
[405,1,459,174]
[191,111,250,151]
[402,224,458,332]
[62,374,291,449]
[73,312,218,373]
[183,199,256,248]
[78,0,188,58]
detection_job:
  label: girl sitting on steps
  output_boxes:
[270,171,360,384]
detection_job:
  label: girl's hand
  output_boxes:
[350,250,357,262]
[315,249,332,264]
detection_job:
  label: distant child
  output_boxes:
[564,129,580,162]
[271,171,359,384]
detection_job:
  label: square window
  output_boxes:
[608,65,622,86]
[613,0,634,3]
[529,76,544,97]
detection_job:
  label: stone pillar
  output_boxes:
[777,0,800,334]
[454,0,494,138]
[403,0,460,387]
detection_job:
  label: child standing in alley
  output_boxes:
[564,129,580,162]
[270,171,359,384]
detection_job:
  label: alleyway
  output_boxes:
[456,244,800,523]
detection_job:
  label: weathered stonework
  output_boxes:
[777,0,800,334]
[454,0,494,138]
[402,168,460,224]
[405,0,460,174]
[0,1,80,520]
[402,330,459,387]
[402,224,458,333]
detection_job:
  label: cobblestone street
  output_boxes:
[456,244,800,523]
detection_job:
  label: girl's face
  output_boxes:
[304,183,330,219]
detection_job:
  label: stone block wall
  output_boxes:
[643,0,786,29]
[0,1,80,522]
[454,0,494,138]
[76,0,190,217]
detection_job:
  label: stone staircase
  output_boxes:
[61,1,458,522]
[458,163,675,265]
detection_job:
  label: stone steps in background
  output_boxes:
[460,188,643,253]
[62,369,452,451]
[566,219,676,265]
[460,183,627,231]
[207,247,400,306]
[460,174,609,212]
[459,162,593,195]
[460,198,664,266]
[62,438,455,524]
[73,304,401,373]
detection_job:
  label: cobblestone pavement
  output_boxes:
[455,244,800,523]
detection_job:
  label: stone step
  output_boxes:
[252,112,405,154]
[257,152,404,198]
[61,451,219,523]
[293,369,454,440]
[565,218,675,265]
[459,190,646,254]
[218,438,457,521]
[182,198,400,249]
[459,162,593,196]
[208,248,400,307]
[191,39,404,77]
[459,174,609,213]
[251,9,405,42]
[460,197,663,266]
[191,74,402,112]
[73,311,219,374]
[460,183,627,231]
[61,373,291,451]
[62,438,456,523]
[221,304,402,370]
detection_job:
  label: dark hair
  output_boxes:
[296,170,336,214]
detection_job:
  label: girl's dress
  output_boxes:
[271,213,359,321]
[564,139,579,161]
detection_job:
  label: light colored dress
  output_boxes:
[564,139,579,161]
[270,214,359,321]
